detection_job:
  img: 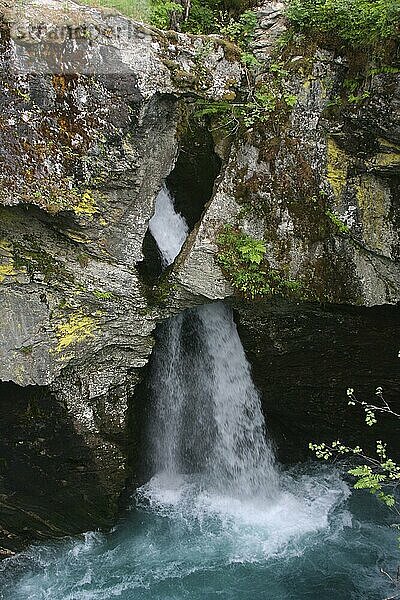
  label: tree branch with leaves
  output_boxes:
[310,387,400,509]
[310,385,400,598]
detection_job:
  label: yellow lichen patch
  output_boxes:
[0,263,17,283]
[63,230,92,244]
[0,240,12,251]
[222,91,236,101]
[73,190,99,216]
[355,174,394,256]
[0,241,26,282]
[52,74,68,96]
[368,152,400,170]
[55,312,97,352]
[326,138,349,200]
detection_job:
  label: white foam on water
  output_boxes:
[3,465,396,600]
[136,466,352,564]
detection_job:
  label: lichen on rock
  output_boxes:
[55,311,98,352]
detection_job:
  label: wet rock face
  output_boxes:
[176,45,400,307]
[0,382,117,553]
[233,300,400,464]
[0,0,241,552]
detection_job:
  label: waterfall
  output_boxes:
[146,179,279,500]
[147,303,279,499]
[148,184,189,267]
[197,303,279,496]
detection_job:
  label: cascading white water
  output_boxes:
[147,303,279,499]
[199,303,279,496]
[147,179,279,499]
[148,184,189,267]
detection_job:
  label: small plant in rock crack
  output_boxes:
[195,84,297,136]
[325,210,350,233]
[216,224,303,300]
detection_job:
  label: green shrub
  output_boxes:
[286,0,400,47]
[179,0,219,34]
[220,9,258,48]
[310,386,400,511]
[150,1,183,29]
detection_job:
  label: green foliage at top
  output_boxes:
[79,0,261,71]
[219,9,258,48]
[150,1,183,29]
[216,224,303,300]
[180,0,258,34]
[180,1,216,34]
[79,0,258,36]
[286,0,400,48]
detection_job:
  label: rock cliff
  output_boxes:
[0,0,241,553]
[176,43,400,305]
[0,0,399,555]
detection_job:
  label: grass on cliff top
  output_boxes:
[77,0,257,33]
[78,0,149,19]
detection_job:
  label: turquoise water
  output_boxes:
[1,301,398,600]
[0,463,398,600]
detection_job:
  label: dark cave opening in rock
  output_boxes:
[166,123,221,232]
[137,120,222,283]
[0,380,52,412]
